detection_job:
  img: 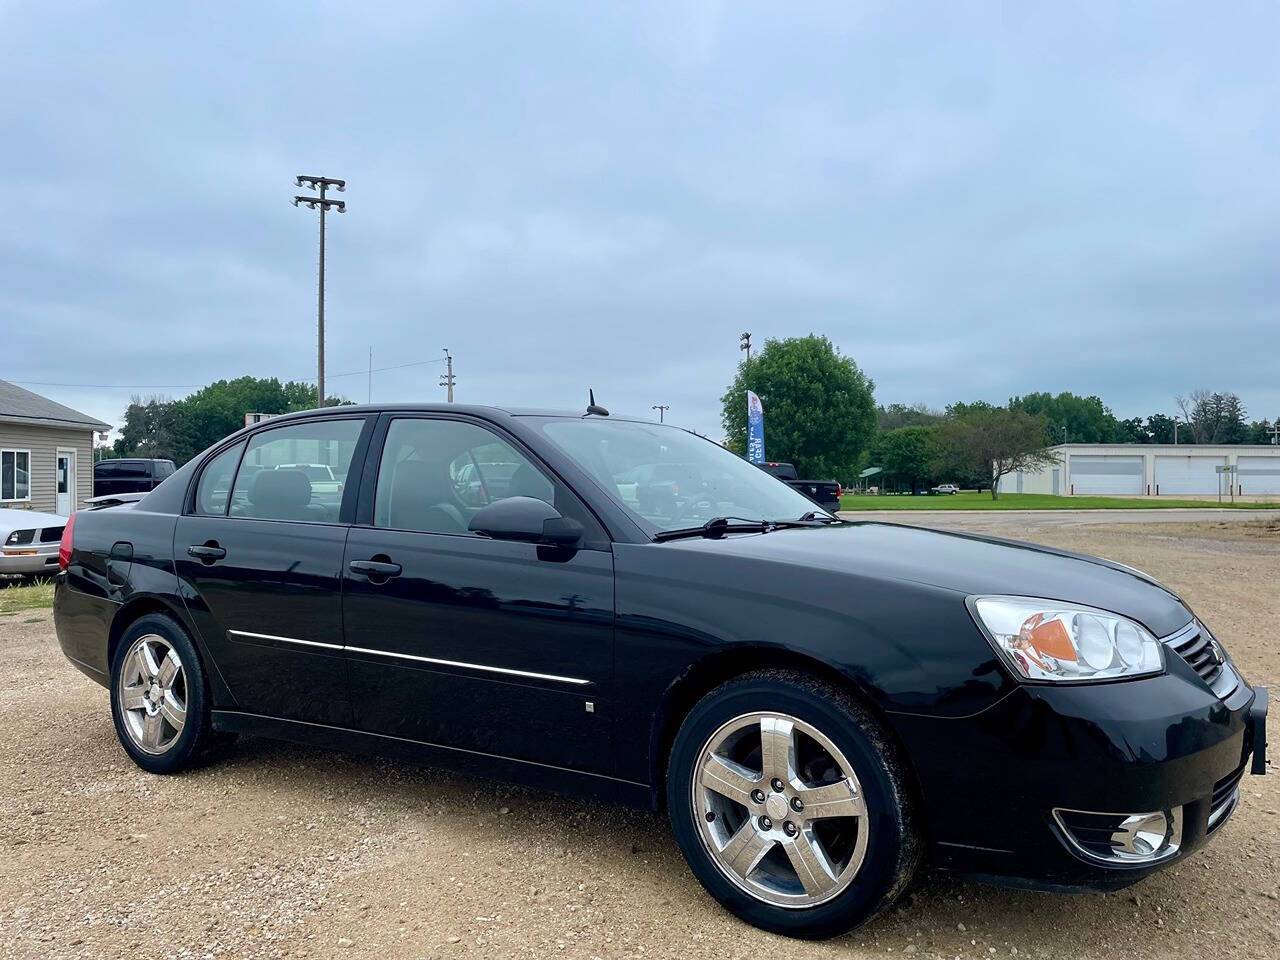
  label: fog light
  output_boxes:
[1052,806,1183,865]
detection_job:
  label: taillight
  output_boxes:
[835,483,843,498]
[58,512,76,571]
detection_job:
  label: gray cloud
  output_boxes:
[3,1,1278,438]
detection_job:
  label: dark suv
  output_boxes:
[93,458,176,497]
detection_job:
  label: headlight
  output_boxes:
[970,596,1164,682]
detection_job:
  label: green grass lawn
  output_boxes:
[838,491,1280,511]
[0,579,56,615]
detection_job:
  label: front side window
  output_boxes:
[194,442,245,516]
[1,449,31,501]
[536,418,830,534]
[373,418,563,535]
[229,419,364,522]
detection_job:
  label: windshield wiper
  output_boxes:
[798,511,844,524]
[653,514,837,542]
[653,516,772,542]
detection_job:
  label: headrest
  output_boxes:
[250,469,312,511]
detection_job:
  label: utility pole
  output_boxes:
[1269,421,1279,445]
[1173,419,1179,445]
[739,331,752,363]
[440,348,455,402]
[651,404,669,423]
[293,175,347,407]
[367,347,372,403]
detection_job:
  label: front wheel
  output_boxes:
[667,670,920,938]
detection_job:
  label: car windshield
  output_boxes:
[536,418,833,535]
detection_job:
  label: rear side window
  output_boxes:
[230,419,364,522]
[155,461,176,479]
[195,443,245,516]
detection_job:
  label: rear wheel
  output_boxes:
[667,670,920,938]
[109,613,214,774]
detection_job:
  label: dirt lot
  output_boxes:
[1,518,1277,960]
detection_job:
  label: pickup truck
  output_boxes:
[759,461,842,512]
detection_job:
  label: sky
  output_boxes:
[2,1,1278,440]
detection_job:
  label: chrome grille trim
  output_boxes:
[1160,620,1225,688]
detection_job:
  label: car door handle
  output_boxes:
[348,558,402,579]
[187,543,226,563]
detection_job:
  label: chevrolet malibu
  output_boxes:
[53,404,1267,937]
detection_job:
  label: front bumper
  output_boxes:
[889,662,1267,890]
[0,542,60,575]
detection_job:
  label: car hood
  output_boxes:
[0,507,68,531]
[665,520,1193,638]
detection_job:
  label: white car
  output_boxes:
[0,508,68,576]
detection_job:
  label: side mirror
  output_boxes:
[468,496,584,548]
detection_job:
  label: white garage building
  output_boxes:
[998,444,1280,497]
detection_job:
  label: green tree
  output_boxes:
[721,335,876,480]
[875,402,943,430]
[1176,390,1249,444]
[938,402,1057,500]
[1144,413,1179,444]
[112,377,347,464]
[868,425,940,494]
[1009,391,1119,444]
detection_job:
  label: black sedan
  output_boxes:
[53,404,1267,938]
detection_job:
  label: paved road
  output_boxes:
[837,508,1280,530]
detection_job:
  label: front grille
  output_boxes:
[1207,766,1244,833]
[38,526,64,543]
[1163,621,1223,687]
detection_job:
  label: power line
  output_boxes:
[4,356,447,391]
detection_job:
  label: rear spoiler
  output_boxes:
[85,492,148,509]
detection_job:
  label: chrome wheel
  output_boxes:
[693,712,869,908]
[117,634,187,755]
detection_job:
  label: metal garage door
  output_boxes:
[1070,455,1144,495]
[1154,455,1225,495]
[1237,456,1280,495]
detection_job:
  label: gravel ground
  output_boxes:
[1,518,1277,960]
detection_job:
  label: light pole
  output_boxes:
[293,175,347,407]
[1173,419,1179,445]
[651,404,669,423]
[740,332,752,362]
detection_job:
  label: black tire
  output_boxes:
[666,669,921,938]
[109,612,214,774]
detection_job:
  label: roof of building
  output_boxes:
[0,380,110,431]
[1049,442,1280,452]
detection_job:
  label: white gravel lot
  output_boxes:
[1,516,1277,960]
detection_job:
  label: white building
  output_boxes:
[998,443,1280,497]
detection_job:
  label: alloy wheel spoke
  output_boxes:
[699,754,758,807]
[135,640,161,679]
[796,779,864,820]
[160,691,186,732]
[783,829,840,897]
[758,716,796,785]
[719,822,775,881]
[156,649,181,688]
[120,684,149,713]
[141,710,164,748]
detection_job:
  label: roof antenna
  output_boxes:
[586,389,610,417]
